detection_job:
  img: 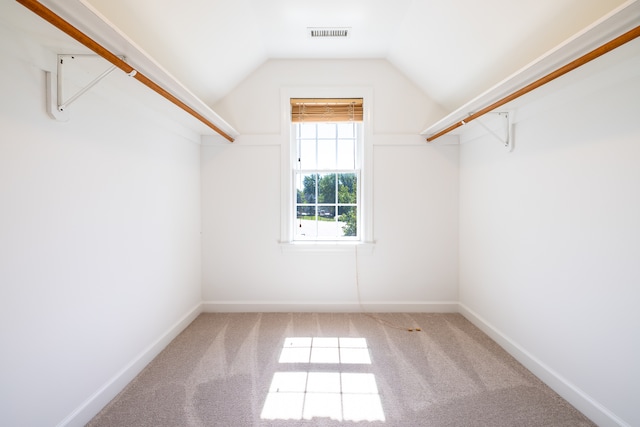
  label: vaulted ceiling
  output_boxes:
[10,0,630,114]
[82,0,626,112]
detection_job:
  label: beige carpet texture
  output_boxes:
[88,313,595,426]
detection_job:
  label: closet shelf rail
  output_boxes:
[16,0,235,143]
[425,23,640,143]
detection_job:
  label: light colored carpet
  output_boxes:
[88,313,595,426]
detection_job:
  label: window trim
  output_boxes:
[280,87,374,251]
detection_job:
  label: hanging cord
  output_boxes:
[354,245,421,332]
[297,121,303,231]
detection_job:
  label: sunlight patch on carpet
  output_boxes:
[261,337,385,422]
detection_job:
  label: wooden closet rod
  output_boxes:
[427,24,640,142]
[16,0,235,142]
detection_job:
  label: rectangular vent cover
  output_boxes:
[308,27,350,38]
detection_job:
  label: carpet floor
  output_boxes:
[88,313,595,426]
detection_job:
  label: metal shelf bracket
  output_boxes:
[46,54,122,121]
[473,112,514,152]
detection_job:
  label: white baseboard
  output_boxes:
[202,300,459,313]
[458,303,629,427]
[58,303,203,427]
[58,301,626,427]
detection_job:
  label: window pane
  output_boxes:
[297,205,315,218]
[317,139,336,169]
[338,123,355,138]
[317,123,336,139]
[318,205,335,220]
[297,173,317,204]
[338,174,357,204]
[299,123,316,139]
[338,206,357,237]
[318,174,336,203]
[337,139,355,169]
[298,139,316,170]
[296,206,317,239]
[317,206,337,238]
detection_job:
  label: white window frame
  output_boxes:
[280,87,374,252]
[293,124,361,242]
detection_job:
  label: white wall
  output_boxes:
[458,38,640,426]
[0,14,202,426]
[202,59,459,310]
[9,2,636,425]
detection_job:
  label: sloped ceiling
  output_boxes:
[45,0,635,111]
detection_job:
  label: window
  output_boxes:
[291,99,363,241]
[280,89,373,249]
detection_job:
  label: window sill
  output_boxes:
[279,241,375,254]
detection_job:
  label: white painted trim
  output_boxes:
[201,134,284,146]
[279,86,375,245]
[279,241,375,254]
[40,0,238,139]
[202,301,458,313]
[458,303,630,427]
[56,300,629,426]
[372,134,428,146]
[421,0,640,139]
[57,303,203,427]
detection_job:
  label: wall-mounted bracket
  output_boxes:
[473,112,514,152]
[45,70,69,121]
[46,54,123,121]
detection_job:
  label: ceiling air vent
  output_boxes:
[308,27,350,38]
